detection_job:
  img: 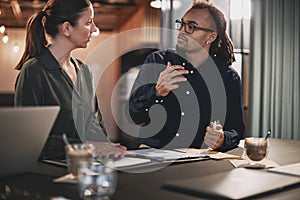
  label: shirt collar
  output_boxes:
[40,47,80,72]
[176,50,220,70]
[39,47,60,71]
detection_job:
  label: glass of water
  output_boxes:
[77,160,117,199]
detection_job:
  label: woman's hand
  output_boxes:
[87,141,127,158]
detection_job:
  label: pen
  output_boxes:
[62,133,70,146]
[125,153,165,161]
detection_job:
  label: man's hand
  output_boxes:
[204,122,224,149]
[155,61,189,96]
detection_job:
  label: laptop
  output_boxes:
[268,162,300,177]
[0,106,60,178]
[163,168,300,199]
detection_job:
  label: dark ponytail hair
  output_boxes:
[15,0,91,70]
[191,2,235,65]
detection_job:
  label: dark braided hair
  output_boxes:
[192,1,235,65]
[15,0,91,70]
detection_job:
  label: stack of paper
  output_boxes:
[113,157,151,168]
[126,148,209,161]
[175,148,242,160]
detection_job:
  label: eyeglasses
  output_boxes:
[175,19,214,34]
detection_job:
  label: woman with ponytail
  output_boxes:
[15,0,126,161]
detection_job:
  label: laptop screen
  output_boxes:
[0,106,59,178]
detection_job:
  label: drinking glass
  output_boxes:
[243,137,269,168]
[77,160,117,200]
[65,143,95,178]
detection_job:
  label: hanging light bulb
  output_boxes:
[2,33,8,44]
[13,43,20,53]
[0,25,5,34]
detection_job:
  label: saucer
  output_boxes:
[240,162,266,169]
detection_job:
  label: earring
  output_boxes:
[206,41,209,45]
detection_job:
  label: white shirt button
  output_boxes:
[182,62,186,66]
[186,90,190,95]
[176,133,180,137]
[190,70,194,74]
[145,108,149,112]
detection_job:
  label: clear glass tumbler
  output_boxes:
[78,161,117,200]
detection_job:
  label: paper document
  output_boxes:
[175,148,242,160]
[113,157,151,168]
[126,148,209,161]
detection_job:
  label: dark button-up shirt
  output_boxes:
[129,49,244,151]
[15,48,107,161]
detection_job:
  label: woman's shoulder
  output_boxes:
[20,56,44,73]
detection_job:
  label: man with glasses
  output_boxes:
[128,1,244,152]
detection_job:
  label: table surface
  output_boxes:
[1,138,300,200]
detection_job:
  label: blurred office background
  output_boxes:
[0,0,299,144]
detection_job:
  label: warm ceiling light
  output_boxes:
[150,0,161,9]
[2,33,9,44]
[13,43,20,53]
[0,25,5,34]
